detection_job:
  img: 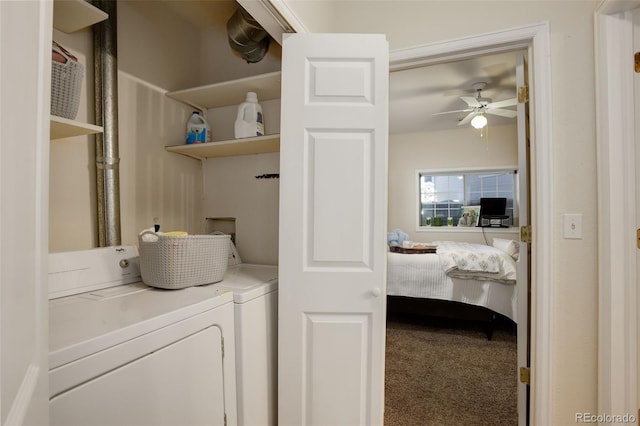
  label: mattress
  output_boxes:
[386,251,517,322]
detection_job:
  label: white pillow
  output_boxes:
[492,238,520,260]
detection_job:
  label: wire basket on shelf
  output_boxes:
[51,41,84,120]
[138,232,230,290]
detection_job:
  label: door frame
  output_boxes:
[595,0,640,417]
[389,22,553,425]
[0,0,52,423]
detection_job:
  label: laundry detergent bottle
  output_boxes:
[234,92,264,139]
[185,111,212,144]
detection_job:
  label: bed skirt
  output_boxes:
[386,252,517,323]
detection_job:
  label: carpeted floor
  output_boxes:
[384,314,518,426]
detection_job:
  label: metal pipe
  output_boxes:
[93,0,121,246]
[227,6,270,63]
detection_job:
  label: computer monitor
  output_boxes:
[478,197,508,227]
[480,197,507,216]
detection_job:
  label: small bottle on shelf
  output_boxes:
[186,111,212,144]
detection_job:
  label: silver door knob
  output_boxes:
[371,288,382,297]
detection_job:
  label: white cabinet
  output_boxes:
[50,0,106,140]
[165,71,281,159]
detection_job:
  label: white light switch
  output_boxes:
[563,213,583,239]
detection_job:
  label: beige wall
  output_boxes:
[202,152,280,265]
[284,0,599,423]
[389,124,519,244]
[118,0,282,92]
[202,98,281,265]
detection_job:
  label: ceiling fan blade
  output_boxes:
[486,108,517,118]
[488,97,517,108]
[458,111,476,126]
[460,96,481,108]
[432,108,473,116]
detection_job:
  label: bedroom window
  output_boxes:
[418,170,517,228]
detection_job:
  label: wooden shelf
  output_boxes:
[165,134,280,160]
[53,0,108,33]
[166,72,282,111]
[165,72,281,158]
[50,115,103,140]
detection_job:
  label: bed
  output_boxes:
[386,240,519,339]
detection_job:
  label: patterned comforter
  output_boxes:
[434,241,517,284]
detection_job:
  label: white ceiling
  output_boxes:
[390,50,525,134]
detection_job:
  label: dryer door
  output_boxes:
[50,325,225,426]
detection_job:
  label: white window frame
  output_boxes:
[415,166,519,232]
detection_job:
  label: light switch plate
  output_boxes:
[563,213,583,239]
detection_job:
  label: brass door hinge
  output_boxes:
[520,225,532,244]
[637,229,640,249]
[635,52,640,73]
[518,85,529,103]
[520,367,531,385]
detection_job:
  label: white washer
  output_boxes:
[216,263,278,426]
[48,246,238,426]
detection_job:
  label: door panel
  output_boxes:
[307,132,373,266]
[278,33,389,426]
[305,313,371,425]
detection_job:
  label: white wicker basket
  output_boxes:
[138,232,230,289]
[51,42,84,119]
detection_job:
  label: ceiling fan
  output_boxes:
[434,82,517,128]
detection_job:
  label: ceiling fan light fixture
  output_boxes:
[471,114,487,129]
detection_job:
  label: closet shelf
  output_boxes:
[50,115,103,140]
[166,72,282,110]
[165,134,280,160]
[53,0,108,33]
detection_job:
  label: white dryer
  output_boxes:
[48,246,238,426]
[216,263,278,426]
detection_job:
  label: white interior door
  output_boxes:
[515,52,530,426]
[278,33,389,426]
[0,0,51,424]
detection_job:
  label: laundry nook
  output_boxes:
[45,0,283,424]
